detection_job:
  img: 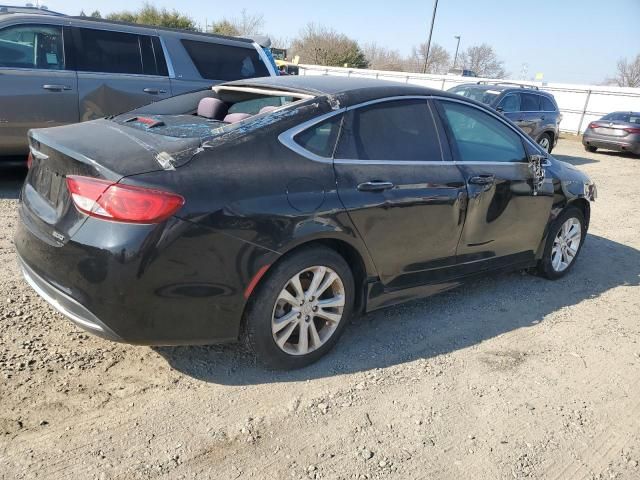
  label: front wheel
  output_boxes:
[536,206,586,279]
[245,246,354,369]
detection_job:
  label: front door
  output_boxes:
[0,24,78,155]
[333,98,467,289]
[435,99,553,267]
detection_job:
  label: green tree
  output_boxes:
[210,19,240,36]
[106,2,197,31]
[290,24,368,69]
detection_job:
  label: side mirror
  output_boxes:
[528,154,546,196]
[496,106,504,113]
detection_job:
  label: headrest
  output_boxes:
[224,113,252,123]
[197,97,228,120]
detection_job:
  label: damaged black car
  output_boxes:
[15,76,596,369]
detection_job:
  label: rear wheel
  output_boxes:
[584,145,597,153]
[537,133,552,153]
[536,206,586,279]
[245,246,354,369]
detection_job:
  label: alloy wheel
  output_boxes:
[551,217,582,272]
[538,136,551,152]
[271,266,345,355]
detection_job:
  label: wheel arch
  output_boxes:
[240,235,376,338]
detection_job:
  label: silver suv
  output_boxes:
[0,11,276,159]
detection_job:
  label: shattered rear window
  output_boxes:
[120,115,226,139]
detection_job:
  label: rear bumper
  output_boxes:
[582,134,640,155]
[14,205,277,346]
[19,255,122,342]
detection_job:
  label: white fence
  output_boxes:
[298,64,640,135]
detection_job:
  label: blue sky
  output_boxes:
[44,0,640,84]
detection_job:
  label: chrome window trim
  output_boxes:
[278,107,346,164]
[253,41,277,77]
[158,35,176,79]
[279,94,548,165]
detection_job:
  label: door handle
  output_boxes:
[143,88,167,94]
[468,175,495,185]
[42,84,71,91]
[357,181,394,192]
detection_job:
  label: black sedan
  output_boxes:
[15,76,597,369]
[583,111,640,156]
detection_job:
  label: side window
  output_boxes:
[499,94,520,113]
[75,28,145,74]
[541,96,557,112]
[0,24,64,70]
[294,115,342,158]
[335,99,442,161]
[181,40,269,81]
[521,93,541,111]
[440,101,526,163]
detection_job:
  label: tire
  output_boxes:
[584,145,597,153]
[536,206,586,280]
[245,246,354,369]
[537,133,553,153]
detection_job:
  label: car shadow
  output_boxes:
[0,166,26,200]
[155,234,640,385]
[553,154,599,166]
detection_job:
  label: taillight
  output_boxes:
[26,152,33,169]
[624,127,640,134]
[588,122,599,129]
[65,175,184,224]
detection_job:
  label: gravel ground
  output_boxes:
[1,138,639,480]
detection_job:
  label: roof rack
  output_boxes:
[0,5,66,15]
[67,16,256,43]
[476,81,539,91]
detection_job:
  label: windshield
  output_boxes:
[602,112,640,124]
[449,86,501,105]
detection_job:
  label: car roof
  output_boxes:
[0,12,256,44]
[225,75,463,107]
[453,82,553,96]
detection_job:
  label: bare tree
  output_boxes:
[405,43,450,74]
[457,44,505,78]
[608,54,640,88]
[289,24,368,69]
[210,9,265,37]
[362,43,406,71]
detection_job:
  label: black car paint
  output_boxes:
[15,77,595,345]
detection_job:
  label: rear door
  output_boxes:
[0,23,78,155]
[518,92,543,137]
[435,99,553,267]
[72,26,172,121]
[333,97,467,289]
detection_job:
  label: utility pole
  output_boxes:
[422,0,439,74]
[453,35,461,69]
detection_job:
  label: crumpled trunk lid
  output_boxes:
[21,118,202,244]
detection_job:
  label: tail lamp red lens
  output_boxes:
[588,122,598,129]
[624,127,640,134]
[27,152,33,169]
[65,175,184,224]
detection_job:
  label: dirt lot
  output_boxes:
[0,138,639,480]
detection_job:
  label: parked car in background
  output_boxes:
[447,68,477,77]
[448,82,561,153]
[582,112,640,156]
[0,11,276,161]
[15,76,596,369]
